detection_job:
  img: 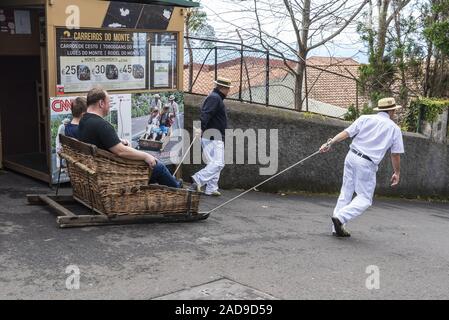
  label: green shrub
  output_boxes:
[402,98,449,132]
[343,103,374,122]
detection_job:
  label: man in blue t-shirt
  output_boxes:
[78,87,182,188]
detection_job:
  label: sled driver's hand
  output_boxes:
[390,172,400,187]
[319,139,333,153]
[194,127,202,138]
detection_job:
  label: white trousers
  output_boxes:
[332,151,378,231]
[192,138,225,195]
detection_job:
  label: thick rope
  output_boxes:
[206,149,323,215]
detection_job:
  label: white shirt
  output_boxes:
[345,112,404,165]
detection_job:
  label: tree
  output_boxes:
[423,0,449,97]
[357,0,412,105]
[184,1,215,92]
[208,0,369,110]
[391,1,424,106]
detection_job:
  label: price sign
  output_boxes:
[56,28,147,92]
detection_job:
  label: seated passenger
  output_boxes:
[159,104,171,140]
[78,87,182,188]
[65,97,87,139]
[143,107,160,140]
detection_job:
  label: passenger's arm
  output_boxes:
[109,143,156,167]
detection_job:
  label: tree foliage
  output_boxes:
[423,1,449,56]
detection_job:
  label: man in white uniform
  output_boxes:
[320,97,405,237]
[190,77,232,196]
[168,95,181,130]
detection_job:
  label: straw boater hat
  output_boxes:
[154,93,160,98]
[373,97,402,111]
[214,77,233,88]
[169,95,175,101]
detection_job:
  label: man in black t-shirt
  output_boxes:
[78,87,182,188]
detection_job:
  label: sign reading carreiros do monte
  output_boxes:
[56,28,147,93]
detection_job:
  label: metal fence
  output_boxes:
[184,36,367,119]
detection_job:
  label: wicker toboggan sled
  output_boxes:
[27,135,208,228]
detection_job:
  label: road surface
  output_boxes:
[1,170,448,299]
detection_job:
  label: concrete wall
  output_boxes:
[183,94,449,198]
[421,110,448,144]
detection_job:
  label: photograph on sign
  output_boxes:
[131,92,184,166]
[49,94,132,183]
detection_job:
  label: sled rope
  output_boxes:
[206,148,324,215]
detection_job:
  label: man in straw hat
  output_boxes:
[150,93,162,111]
[189,77,233,196]
[319,97,405,237]
[168,94,180,129]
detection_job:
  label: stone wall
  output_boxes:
[182,94,449,198]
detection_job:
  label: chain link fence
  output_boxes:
[184,36,368,119]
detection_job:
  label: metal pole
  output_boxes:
[214,46,218,81]
[304,63,309,112]
[266,52,270,106]
[239,44,243,101]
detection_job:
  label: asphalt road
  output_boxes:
[131,113,184,140]
[132,115,148,138]
[1,170,448,300]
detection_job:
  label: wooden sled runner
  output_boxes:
[27,135,207,228]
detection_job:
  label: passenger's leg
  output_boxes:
[149,161,181,188]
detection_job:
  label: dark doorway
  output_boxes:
[0,55,48,178]
[0,7,49,182]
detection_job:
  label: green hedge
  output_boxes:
[403,98,449,132]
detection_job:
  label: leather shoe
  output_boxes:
[331,217,351,237]
[205,191,221,196]
[188,182,202,193]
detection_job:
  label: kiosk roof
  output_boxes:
[109,0,200,8]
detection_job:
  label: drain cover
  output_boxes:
[153,278,277,300]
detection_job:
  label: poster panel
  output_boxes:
[49,91,184,184]
[149,33,177,90]
[0,8,15,34]
[56,28,147,93]
[50,94,132,184]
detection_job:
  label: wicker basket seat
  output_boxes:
[58,135,200,216]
